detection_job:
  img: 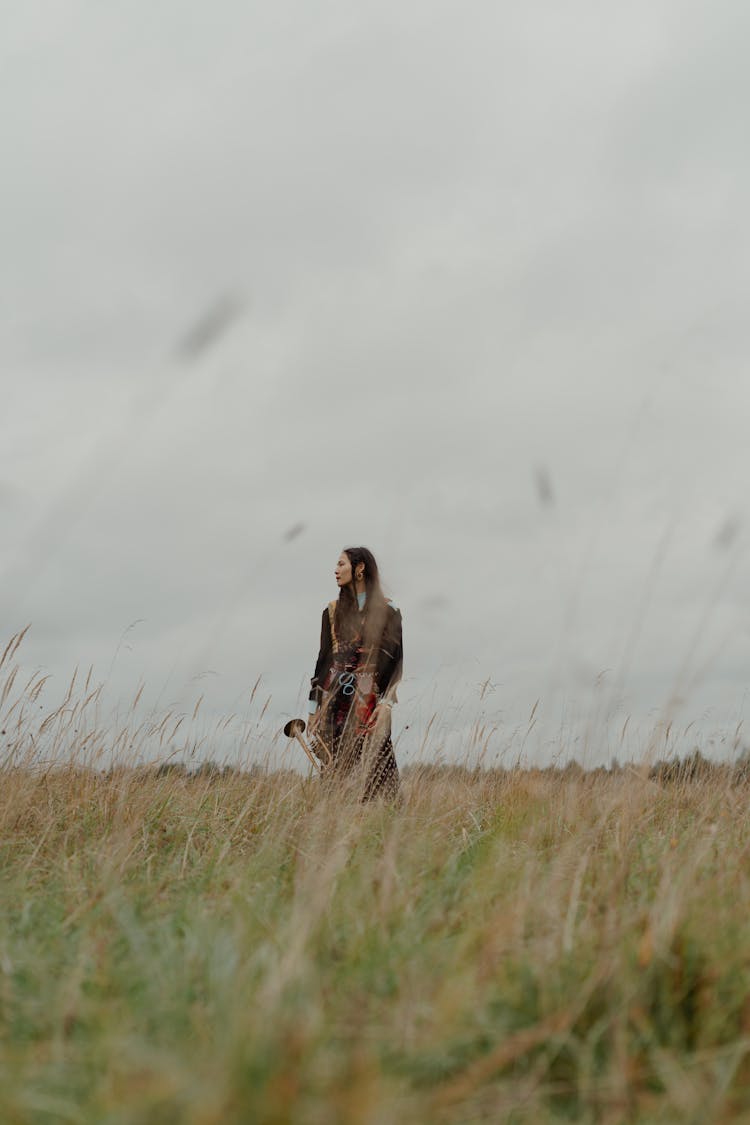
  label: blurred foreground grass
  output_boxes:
[1,764,750,1123]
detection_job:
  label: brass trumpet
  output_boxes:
[282,718,333,772]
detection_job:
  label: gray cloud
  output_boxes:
[2,1,749,764]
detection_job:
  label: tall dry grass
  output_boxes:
[1,634,750,1121]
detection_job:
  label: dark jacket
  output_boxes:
[309,600,403,710]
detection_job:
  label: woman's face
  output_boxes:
[335,552,354,587]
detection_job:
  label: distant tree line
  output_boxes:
[89,748,750,784]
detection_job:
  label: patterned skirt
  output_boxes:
[313,669,399,801]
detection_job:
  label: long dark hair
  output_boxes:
[334,546,388,650]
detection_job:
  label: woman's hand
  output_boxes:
[368,703,392,730]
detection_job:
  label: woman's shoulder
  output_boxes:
[385,598,401,616]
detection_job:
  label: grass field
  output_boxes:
[2,756,750,1124]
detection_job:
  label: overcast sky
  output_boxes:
[2,1,749,767]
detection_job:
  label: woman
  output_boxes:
[308,547,402,800]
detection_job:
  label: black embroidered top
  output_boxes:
[309,599,403,712]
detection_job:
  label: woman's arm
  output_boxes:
[308,608,332,714]
[376,607,403,705]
